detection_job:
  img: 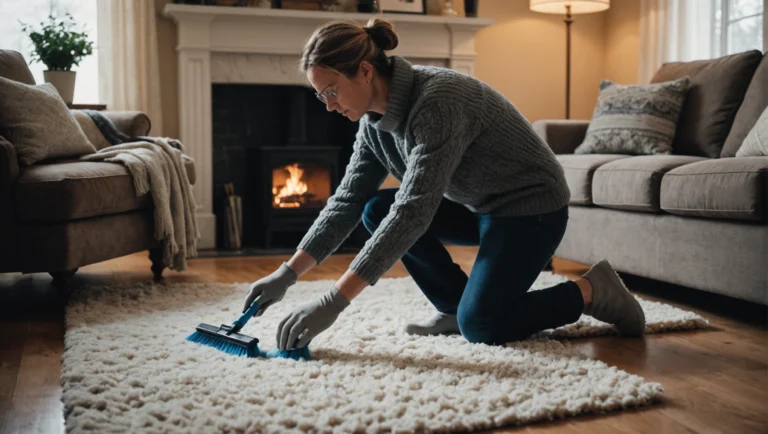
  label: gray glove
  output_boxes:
[242,262,298,316]
[276,286,350,350]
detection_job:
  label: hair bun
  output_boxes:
[364,18,399,51]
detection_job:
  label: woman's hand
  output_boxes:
[242,262,298,316]
[276,286,350,350]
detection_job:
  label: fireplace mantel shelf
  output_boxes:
[163,3,494,249]
[163,4,495,30]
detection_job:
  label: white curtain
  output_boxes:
[97,0,163,135]
[638,0,716,83]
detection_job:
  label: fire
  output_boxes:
[273,163,308,208]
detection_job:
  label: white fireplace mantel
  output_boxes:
[162,4,494,249]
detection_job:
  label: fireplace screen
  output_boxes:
[271,162,331,209]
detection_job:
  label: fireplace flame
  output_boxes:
[273,163,308,208]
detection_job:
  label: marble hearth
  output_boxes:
[163,4,494,249]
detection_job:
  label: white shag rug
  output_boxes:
[62,272,709,433]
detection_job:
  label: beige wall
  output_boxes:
[473,0,606,122]
[156,0,180,139]
[603,0,640,85]
[154,0,641,186]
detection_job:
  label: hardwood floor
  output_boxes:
[1,247,766,433]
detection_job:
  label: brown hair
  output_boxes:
[299,18,399,78]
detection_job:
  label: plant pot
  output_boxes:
[43,70,76,104]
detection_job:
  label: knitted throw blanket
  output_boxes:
[79,111,199,271]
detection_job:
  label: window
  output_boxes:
[0,0,99,103]
[712,0,764,57]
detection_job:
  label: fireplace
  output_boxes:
[261,146,340,248]
[212,83,365,250]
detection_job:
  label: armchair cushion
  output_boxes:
[0,77,96,165]
[0,49,35,85]
[15,157,196,223]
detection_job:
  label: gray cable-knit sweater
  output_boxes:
[297,56,570,286]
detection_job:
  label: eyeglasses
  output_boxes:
[315,88,338,104]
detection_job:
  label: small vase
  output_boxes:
[43,70,76,104]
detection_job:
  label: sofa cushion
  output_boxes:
[556,154,632,205]
[722,53,768,157]
[651,50,763,158]
[15,157,196,223]
[660,158,768,222]
[575,78,690,155]
[736,105,768,157]
[0,49,35,85]
[592,156,707,212]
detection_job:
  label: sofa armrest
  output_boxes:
[102,111,152,137]
[0,135,20,271]
[532,119,590,154]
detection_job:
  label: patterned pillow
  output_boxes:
[735,104,768,157]
[575,77,691,155]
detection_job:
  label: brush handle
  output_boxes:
[231,301,260,333]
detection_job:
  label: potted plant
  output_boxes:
[19,13,94,104]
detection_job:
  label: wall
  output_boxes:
[602,0,640,85]
[155,0,641,191]
[156,0,180,140]
[473,0,606,122]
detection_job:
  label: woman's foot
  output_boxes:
[582,259,646,337]
[405,311,460,336]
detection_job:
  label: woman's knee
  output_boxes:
[457,306,529,345]
[362,188,397,232]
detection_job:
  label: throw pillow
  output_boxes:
[735,104,768,157]
[0,76,96,165]
[575,77,691,155]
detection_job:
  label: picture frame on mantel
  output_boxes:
[379,0,427,14]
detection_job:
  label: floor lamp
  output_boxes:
[530,0,610,119]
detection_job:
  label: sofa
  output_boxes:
[0,49,196,282]
[533,50,767,307]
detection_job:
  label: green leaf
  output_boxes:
[19,12,94,71]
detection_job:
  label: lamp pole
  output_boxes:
[564,4,573,120]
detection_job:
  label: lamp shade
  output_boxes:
[530,0,610,14]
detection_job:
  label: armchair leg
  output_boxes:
[149,248,165,281]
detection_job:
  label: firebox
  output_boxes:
[212,83,367,252]
[260,146,340,248]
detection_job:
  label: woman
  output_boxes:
[243,18,645,351]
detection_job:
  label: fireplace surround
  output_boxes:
[163,4,494,249]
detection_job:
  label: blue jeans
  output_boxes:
[362,188,583,345]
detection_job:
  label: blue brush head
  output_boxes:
[265,346,311,361]
[186,329,261,358]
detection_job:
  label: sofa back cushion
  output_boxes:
[651,50,763,158]
[0,50,35,86]
[721,53,768,157]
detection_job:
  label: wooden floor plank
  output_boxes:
[0,248,766,434]
[0,320,27,434]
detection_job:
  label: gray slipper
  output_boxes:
[582,259,646,337]
[405,311,460,336]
